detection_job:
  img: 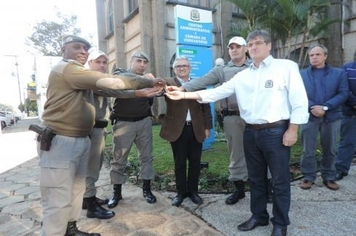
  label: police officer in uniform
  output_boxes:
[81,50,115,220]
[108,51,157,208]
[37,36,164,236]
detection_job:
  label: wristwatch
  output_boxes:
[322,106,329,111]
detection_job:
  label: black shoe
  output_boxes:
[237,217,269,231]
[225,189,245,205]
[107,184,122,209]
[143,189,157,203]
[189,192,203,205]
[271,227,287,236]
[96,197,109,205]
[65,221,101,236]
[335,171,348,181]
[82,197,109,210]
[172,193,187,207]
[107,193,122,209]
[87,199,115,220]
[142,179,157,204]
[225,181,246,205]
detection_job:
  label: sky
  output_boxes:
[0,0,98,56]
[0,0,98,109]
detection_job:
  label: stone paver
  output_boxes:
[1,118,356,236]
[0,157,223,236]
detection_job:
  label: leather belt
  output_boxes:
[246,120,289,130]
[185,120,192,125]
[225,110,239,116]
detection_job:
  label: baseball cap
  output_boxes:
[88,50,108,61]
[227,36,247,47]
[131,51,149,62]
[62,35,91,49]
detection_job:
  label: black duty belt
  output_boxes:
[221,109,240,116]
[246,120,289,130]
[115,116,148,123]
[93,120,108,128]
[185,121,192,125]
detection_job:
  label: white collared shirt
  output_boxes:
[177,76,192,121]
[197,55,309,124]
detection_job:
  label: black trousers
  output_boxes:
[170,124,202,194]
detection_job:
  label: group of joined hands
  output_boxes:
[139,73,187,100]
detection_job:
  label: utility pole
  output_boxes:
[5,55,24,111]
[14,57,23,108]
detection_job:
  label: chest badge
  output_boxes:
[265,80,273,88]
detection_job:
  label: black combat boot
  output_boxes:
[107,184,122,209]
[225,180,245,205]
[85,196,115,219]
[65,221,101,236]
[82,196,109,210]
[267,178,273,204]
[142,179,157,203]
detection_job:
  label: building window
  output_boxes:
[342,0,353,33]
[128,0,139,14]
[107,0,114,35]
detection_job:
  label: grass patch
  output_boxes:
[104,122,317,193]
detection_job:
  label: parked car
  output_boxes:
[0,116,7,129]
[4,111,22,124]
[0,111,13,127]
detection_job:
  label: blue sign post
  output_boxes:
[174,5,214,150]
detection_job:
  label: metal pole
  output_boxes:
[14,57,23,108]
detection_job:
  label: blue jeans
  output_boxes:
[300,118,341,181]
[335,115,356,174]
[244,125,290,228]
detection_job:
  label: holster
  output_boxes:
[29,124,56,151]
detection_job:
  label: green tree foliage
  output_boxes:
[28,11,81,56]
[223,0,343,66]
[25,98,38,116]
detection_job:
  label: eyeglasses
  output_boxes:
[247,41,266,48]
[174,65,190,69]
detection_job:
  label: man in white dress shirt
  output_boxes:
[165,29,309,236]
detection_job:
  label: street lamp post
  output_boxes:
[14,57,23,108]
[4,55,24,111]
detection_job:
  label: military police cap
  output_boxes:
[62,35,91,49]
[131,51,149,62]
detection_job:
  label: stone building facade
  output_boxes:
[94,0,356,117]
[95,0,356,73]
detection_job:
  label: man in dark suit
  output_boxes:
[160,56,212,207]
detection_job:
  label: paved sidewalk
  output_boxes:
[0,118,355,236]
[0,158,222,236]
[1,157,355,236]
